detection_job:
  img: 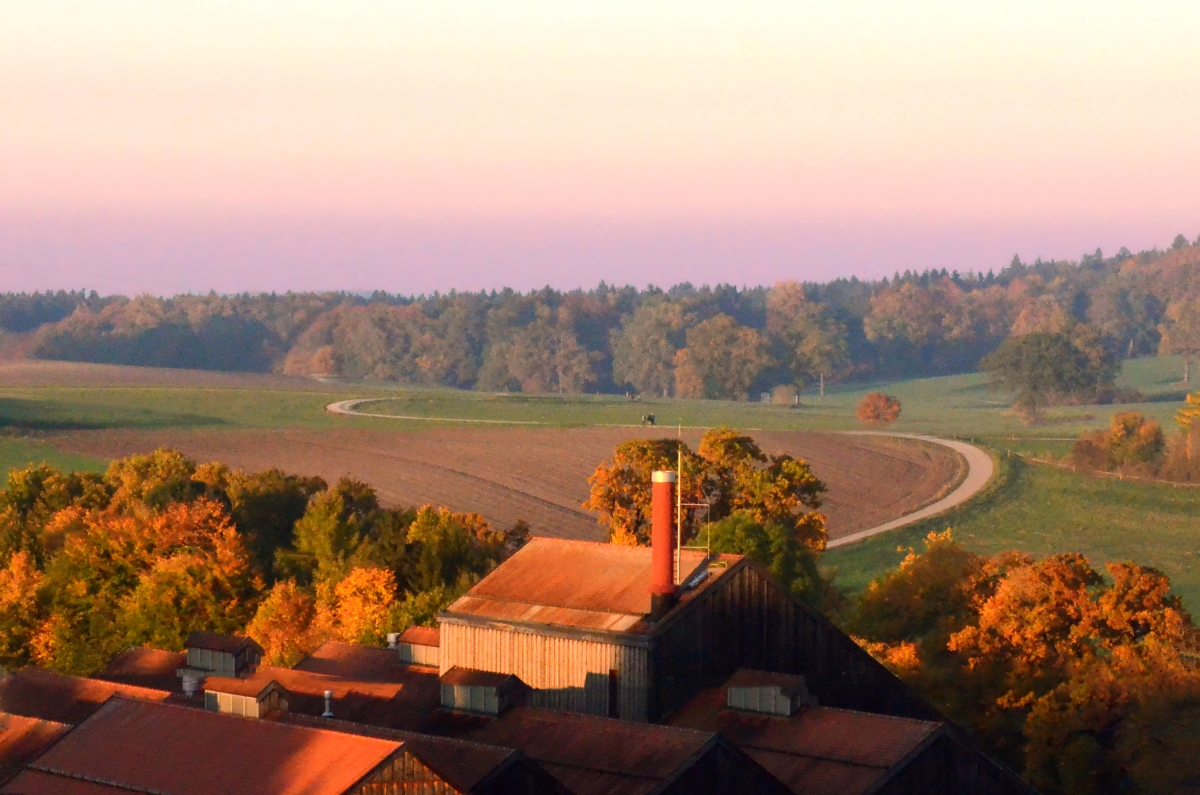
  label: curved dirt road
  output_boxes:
[326,400,994,547]
[825,433,994,548]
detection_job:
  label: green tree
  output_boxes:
[706,511,836,609]
[1159,298,1200,384]
[980,331,1115,418]
[611,300,688,396]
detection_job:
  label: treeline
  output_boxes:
[8,233,1200,395]
[0,450,528,674]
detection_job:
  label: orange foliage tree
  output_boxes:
[585,427,826,550]
[848,531,1200,795]
[1071,412,1166,474]
[856,392,901,424]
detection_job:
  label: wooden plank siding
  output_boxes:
[357,749,460,795]
[650,560,940,722]
[439,621,651,721]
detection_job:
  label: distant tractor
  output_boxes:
[641,414,657,426]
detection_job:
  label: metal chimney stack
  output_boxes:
[649,470,678,619]
[322,690,334,718]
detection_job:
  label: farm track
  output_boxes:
[52,423,970,544]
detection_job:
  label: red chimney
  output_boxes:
[649,470,677,619]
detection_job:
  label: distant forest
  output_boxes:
[5,233,1200,397]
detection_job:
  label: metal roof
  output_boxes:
[185,631,262,655]
[458,706,718,795]
[0,713,69,785]
[96,646,186,692]
[207,663,442,731]
[295,640,416,680]
[398,626,440,648]
[668,685,942,795]
[440,667,520,688]
[0,769,129,794]
[443,538,740,637]
[281,713,530,793]
[27,697,403,795]
[0,667,173,725]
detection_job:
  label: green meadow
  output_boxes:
[1,356,1197,607]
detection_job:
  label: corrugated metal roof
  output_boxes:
[0,668,172,725]
[444,538,741,635]
[440,667,520,688]
[29,697,403,795]
[295,640,416,680]
[459,706,717,795]
[202,674,281,698]
[96,646,186,692]
[0,713,69,785]
[399,626,440,648]
[210,663,441,731]
[668,685,942,795]
[281,713,524,793]
[185,630,262,655]
[0,769,129,794]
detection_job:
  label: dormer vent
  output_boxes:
[725,669,813,717]
[440,667,521,715]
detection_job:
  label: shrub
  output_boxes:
[856,392,901,424]
[1071,412,1165,474]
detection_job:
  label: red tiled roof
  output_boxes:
[29,697,402,795]
[0,668,172,725]
[399,626,440,648]
[185,631,261,655]
[444,538,741,635]
[97,646,186,692]
[668,686,942,795]
[0,713,69,784]
[459,706,717,795]
[295,640,416,680]
[0,769,129,794]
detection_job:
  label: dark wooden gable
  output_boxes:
[648,559,941,722]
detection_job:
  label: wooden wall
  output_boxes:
[650,561,940,721]
[357,750,460,795]
[440,621,650,720]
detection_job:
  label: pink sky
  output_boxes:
[2,2,1198,294]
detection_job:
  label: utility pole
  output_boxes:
[819,373,825,398]
[675,425,682,585]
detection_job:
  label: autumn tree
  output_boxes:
[856,392,901,424]
[766,281,849,388]
[673,314,770,400]
[585,427,826,550]
[1071,412,1166,473]
[849,531,1200,794]
[245,579,322,667]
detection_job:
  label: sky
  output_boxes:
[1,1,1198,295]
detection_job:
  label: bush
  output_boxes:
[856,392,901,424]
[1071,412,1165,475]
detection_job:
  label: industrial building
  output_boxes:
[0,471,1034,793]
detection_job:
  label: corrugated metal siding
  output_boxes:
[440,622,650,721]
[652,563,939,722]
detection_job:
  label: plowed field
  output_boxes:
[50,427,965,542]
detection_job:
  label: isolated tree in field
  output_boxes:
[980,331,1115,418]
[1159,298,1200,384]
[672,314,770,400]
[856,392,901,424]
[611,300,688,397]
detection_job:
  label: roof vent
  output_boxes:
[323,689,334,718]
[725,669,813,717]
[440,667,522,715]
[397,626,440,667]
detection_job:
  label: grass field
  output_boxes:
[2,358,1197,609]
[825,451,1200,611]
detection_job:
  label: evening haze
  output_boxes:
[2,1,1198,294]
